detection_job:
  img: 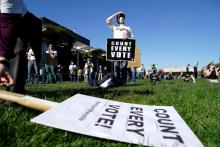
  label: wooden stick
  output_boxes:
[0,90,58,111]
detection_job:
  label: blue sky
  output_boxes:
[24,0,220,69]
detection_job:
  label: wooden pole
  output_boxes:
[0,90,58,112]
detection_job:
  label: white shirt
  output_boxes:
[84,62,94,74]
[0,0,27,16]
[69,64,77,74]
[28,48,36,60]
[69,64,76,71]
[46,50,58,58]
[109,24,134,39]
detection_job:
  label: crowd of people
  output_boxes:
[26,45,111,84]
[27,11,136,87]
[28,45,220,86]
[143,63,220,84]
[0,0,219,95]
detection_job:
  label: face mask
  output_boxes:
[118,17,125,24]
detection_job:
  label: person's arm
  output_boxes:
[53,50,58,57]
[128,26,134,39]
[52,50,58,58]
[84,63,88,69]
[48,51,54,58]
[106,11,123,30]
[48,50,57,59]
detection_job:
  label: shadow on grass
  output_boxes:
[134,89,154,95]
[27,85,154,102]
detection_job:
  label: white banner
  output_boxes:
[31,94,204,147]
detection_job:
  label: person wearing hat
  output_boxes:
[106,11,134,85]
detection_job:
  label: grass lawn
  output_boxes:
[0,79,219,147]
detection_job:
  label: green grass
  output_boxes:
[0,79,220,147]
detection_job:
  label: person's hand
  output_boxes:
[121,37,127,40]
[0,63,14,87]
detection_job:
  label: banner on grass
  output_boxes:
[107,38,135,61]
[31,94,204,147]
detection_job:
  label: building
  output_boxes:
[40,17,110,80]
[41,17,90,66]
[40,17,92,80]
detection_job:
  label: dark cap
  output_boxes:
[117,13,125,19]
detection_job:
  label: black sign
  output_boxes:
[107,38,135,61]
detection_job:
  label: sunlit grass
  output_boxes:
[0,79,219,147]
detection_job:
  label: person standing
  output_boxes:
[56,64,63,82]
[77,68,83,82]
[39,65,45,83]
[98,65,103,80]
[0,0,42,93]
[140,64,145,79]
[27,47,38,83]
[106,11,134,85]
[193,65,198,79]
[103,66,108,77]
[186,64,190,75]
[184,64,196,83]
[45,44,58,83]
[69,61,77,82]
[84,58,94,81]
[151,64,157,73]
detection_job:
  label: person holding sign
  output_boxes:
[106,11,134,85]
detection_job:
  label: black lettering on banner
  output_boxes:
[128,120,143,127]
[78,102,101,121]
[95,118,114,128]
[126,107,144,137]
[129,115,143,121]
[160,125,178,134]
[154,108,167,113]
[103,113,117,119]
[158,119,174,125]
[127,128,144,137]
[156,113,169,118]
[107,38,135,61]
[154,109,184,144]
[95,105,120,129]
[163,135,184,144]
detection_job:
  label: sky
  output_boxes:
[23,0,220,69]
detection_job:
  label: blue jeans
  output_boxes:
[88,71,93,81]
[140,72,145,79]
[113,61,127,85]
[70,74,77,82]
[130,67,136,84]
[45,64,56,83]
[27,60,38,82]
